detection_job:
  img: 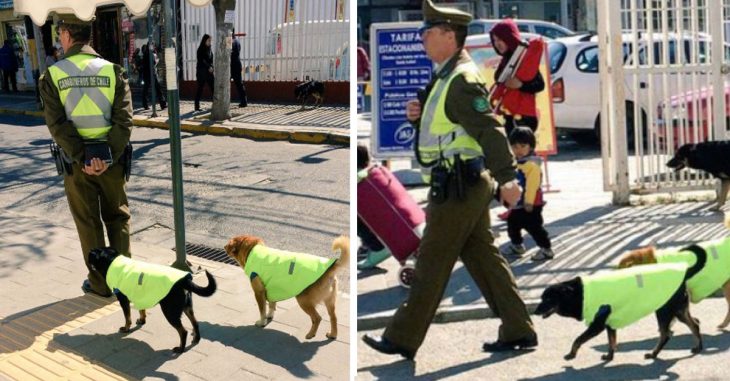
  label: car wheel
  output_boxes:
[592,102,647,148]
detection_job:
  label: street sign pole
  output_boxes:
[163,0,190,272]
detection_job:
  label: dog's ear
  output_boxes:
[225,235,264,264]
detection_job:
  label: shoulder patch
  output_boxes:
[472,96,489,113]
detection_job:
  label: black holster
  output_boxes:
[49,142,73,176]
[453,154,465,200]
[429,164,450,204]
[121,143,133,181]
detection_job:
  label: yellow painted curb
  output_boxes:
[180,123,208,133]
[231,127,290,141]
[0,296,134,381]
[291,132,328,144]
[205,125,232,136]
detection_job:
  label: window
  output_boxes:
[468,23,488,36]
[576,46,599,73]
[548,41,566,74]
[534,25,570,39]
[517,24,530,33]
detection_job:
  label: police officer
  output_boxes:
[362,0,537,359]
[40,14,133,297]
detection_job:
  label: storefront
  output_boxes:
[0,4,37,90]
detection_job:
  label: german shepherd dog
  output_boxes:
[535,247,706,361]
[294,80,325,109]
[88,248,217,353]
[667,141,730,210]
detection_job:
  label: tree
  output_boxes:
[211,0,236,121]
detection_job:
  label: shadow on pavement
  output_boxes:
[517,359,680,381]
[198,321,329,379]
[359,350,533,380]
[0,295,113,354]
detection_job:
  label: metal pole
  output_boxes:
[148,8,157,117]
[163,0,190,272]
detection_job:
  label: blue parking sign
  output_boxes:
[370,23,433,158]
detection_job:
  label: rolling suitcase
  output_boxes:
[358,165,425,287]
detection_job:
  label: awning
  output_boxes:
[14,0,214,25]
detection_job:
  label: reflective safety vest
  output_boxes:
[418,60,485,178]
[243,245,337,302]
[47,53,116,140]
[583,263,687,329]
[106,255,189,310]
[656,237,730,303]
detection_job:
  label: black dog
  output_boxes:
[88,247,217,353]
[667,141,730,210]
[535,245,706,361]
[294,80,325,108]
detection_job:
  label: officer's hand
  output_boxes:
[406,99,421,122]
[524,204,534,213]
[82,158,109,176]
[505,77,523,89]
[500,182,522,208]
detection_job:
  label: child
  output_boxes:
[489,18,545,137]
[357,144,391,269]
[502,127,554,261]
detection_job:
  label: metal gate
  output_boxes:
[598,0,730,204]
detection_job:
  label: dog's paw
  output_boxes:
[192,334,201,345]
[326,332,337,340]
[118,326,131,333]
[563,353,576,360]
[172,346,185,354]
[644,352,657,359]
[691,345,703,354]
[136,318,146,326]
[601,353,614,361]
[255,319,268,327]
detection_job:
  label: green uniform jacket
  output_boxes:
[243,245,337,302]
[583,263,687,329]
[656,237,730,303]
[106,256,188,310]
[39,44,133,164]
[415,50,516,185]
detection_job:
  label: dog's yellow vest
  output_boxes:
[106,255,189,310]
[583,263,687,329]
[656,236,730,303]
[243,245,337,302]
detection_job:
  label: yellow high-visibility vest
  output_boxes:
[656,237,730,303]
[47,53,115,140]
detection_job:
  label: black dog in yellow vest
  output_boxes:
[89,247,217,353]
[535,246,706,361]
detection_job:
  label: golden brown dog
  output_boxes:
[225,235,349,339]
[619,245,730,329]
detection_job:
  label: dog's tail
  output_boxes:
[186,270,217,297]
[331,235,350,273]
[680,244,708,280]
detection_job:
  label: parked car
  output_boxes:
[656,84,730,148]
[468,19,575,40]
[548,32,728,144]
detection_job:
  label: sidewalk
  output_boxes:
[356,121,727,330]
[0,210,350,380]
[0,91,349,146]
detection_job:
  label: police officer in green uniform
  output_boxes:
[40,14,133,297]
[362,0,537,360]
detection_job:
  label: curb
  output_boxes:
[357,299,541,331]
[0,107,348,146]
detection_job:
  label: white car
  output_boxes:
[548,32,724,143]
[468,19,575,40]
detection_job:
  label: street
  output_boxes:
[0,114,350,291]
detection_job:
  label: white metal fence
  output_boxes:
[598,0,730,204]
[181,0,350,82]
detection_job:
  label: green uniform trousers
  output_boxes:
[64,162,130,295]
[383,171,535,354]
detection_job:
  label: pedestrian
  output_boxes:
[230,29,247,107]
[45,46,60,68]
[502,127,554,261]
[489,18,544,137]
[362,0,537,360]
[357,45,370,81]
[356,144,391,269]
[0,39,18,92]
[141,43,167,110]
[194,34,214,111]
[39,14,133,297]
